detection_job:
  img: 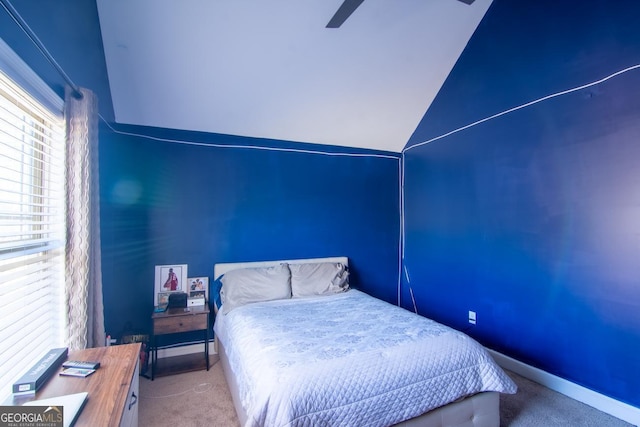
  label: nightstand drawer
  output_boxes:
[154,314,207,335]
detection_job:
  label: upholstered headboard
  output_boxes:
[213,256,348,280]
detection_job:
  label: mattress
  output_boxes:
[214,289,516,427]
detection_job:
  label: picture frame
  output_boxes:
[187,277,209,301]
[157,292,171,306]
[154,264,188,306]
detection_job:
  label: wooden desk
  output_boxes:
[151,305,210,380]
[7,343,140,427]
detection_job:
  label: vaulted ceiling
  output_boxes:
[96,0,492,153]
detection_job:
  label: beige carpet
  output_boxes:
[500,371,633,427]
[139,355,239,427]
[139,358,633,427]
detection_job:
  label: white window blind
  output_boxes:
[0,65,66,399]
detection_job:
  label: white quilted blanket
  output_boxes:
[214,290,516,427]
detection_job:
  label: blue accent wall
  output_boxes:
[403,0,640,407]
[100,124,400,338]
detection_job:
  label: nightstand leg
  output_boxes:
[205,323,210,371]
[151,335,156,381]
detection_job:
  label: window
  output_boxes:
[0,58,65,399]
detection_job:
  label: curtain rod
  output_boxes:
[0,0,83,99]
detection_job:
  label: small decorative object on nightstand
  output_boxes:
[187,276,208,306]
[187,290,205,306]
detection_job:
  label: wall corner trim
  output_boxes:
[487,348,640,426]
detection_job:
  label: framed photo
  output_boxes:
[157,292,171,306]
[154,264,188,305]
[187,277,209,301]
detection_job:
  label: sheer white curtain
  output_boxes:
[64,86,105,350]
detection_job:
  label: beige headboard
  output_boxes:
[214,256,348,280]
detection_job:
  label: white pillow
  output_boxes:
[290,262,349,298]
[220,263,291,314]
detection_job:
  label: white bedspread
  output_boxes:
[214,290,516,427]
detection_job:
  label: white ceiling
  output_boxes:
[97,0,492,153]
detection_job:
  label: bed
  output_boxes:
[213,257,516,427]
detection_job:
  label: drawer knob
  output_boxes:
[128,391,138,410]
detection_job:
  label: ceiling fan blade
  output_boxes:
[326,0,365,28]
[326,0,473,29]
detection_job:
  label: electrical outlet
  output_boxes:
[468,310,477,325]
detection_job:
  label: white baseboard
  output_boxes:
[487,348,639,426]
[156,341,217,359]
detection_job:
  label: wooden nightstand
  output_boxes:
[150,305,210,380]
